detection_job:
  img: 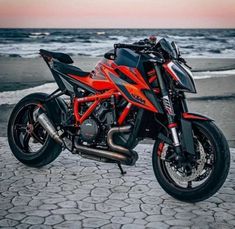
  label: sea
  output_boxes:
[0,28,235,105]
[0,28,235,58]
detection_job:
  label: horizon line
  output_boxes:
[0,27,235,30]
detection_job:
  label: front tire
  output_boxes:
[8,93,62,167]
[152,121,230,202]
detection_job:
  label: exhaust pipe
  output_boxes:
[33,109,136,165]
[74,125,137,165]
[34,108,64,146]
[107,126,132,156]
[74,143,131,165]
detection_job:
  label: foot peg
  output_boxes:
[117,163,126,175]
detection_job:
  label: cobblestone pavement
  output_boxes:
[0,137,235,229]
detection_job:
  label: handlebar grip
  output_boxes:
[114,43,151,50]
[114,44,132,49]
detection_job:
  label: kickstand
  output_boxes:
[117,163,126,175]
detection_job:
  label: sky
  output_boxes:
[0,0,234,28]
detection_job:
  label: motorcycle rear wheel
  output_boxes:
[152,120,230,202]
[8,93,62,167]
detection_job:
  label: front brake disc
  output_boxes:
[163,141,206,182]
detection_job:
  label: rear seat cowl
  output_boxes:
[39,49,74,64]
[53,61,90,77]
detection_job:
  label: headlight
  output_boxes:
[163,61,196,93]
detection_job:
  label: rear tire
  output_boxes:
[8,93,62,167]
[152,121,230,202]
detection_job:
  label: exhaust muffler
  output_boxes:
[34,108,64,146]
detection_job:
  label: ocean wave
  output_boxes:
[208,49,222,54]
[97,31,106,35]
[30,32,50,36]
[167,35,204,40]
[0,29,235,58]
[0,83,57,105]
[204,37,228,43]
[193,69,235,79]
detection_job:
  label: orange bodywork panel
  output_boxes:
[68,74,113,91]
[66,59,160,124]
[101,63,158,112]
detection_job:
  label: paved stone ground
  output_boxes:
[0,137,235,229]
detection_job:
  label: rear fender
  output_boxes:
[52,97,69,125]
[21,92,68,125]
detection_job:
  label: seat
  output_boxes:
[53,61,90,77]
[40,49,74,64]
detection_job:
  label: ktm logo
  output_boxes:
[131,93,145,104]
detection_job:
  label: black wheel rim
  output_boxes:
[158,124,216,190]
[12,103,48,155]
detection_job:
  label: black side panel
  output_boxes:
[136,111,163,139]
[109,72,142,104]
[53,61,90,77]
[51,69,67,92]
[142,90,164,114]
[53,69,96,94]
[115,69,137,85]
[127,110,162,142]
[126,109,145,147]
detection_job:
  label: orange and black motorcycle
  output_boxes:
[8,37,230,202]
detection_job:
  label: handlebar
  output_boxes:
[114,43,151,50]
[113,43,164,63]
[112,38,187,66]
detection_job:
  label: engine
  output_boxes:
[78,99,136,148]
[79,101,114,144]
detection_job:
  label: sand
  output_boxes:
[1,56,235,88]
[0,57,234,146]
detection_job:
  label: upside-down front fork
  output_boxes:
[162,95,182,155]
[155,65,181,154]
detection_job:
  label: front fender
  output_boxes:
[182,112,213,121]
[180,113,213,155]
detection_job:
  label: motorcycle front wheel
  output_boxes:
[152,120,230,202]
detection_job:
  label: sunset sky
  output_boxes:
[0,0,234,28]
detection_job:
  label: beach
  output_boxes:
[0,57,234,147]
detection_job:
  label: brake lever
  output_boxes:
[179,57,192,69]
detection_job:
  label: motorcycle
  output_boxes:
[8,36,230,202]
